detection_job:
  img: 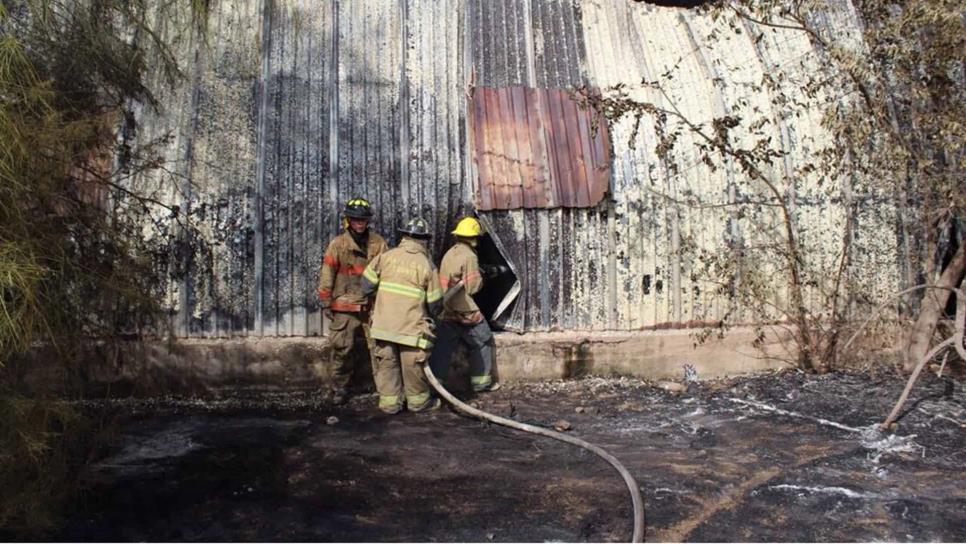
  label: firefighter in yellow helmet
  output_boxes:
[429,216,504,393]
[361,217,444,414]
[317,197,388,405]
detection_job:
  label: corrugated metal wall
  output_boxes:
[130,0,901,336]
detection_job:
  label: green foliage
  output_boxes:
[0,394,107,536]
[0,0,205,535]
[0,0,201,367]
[0,242,45,361]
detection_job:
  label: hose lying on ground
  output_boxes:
[424,366,646,542]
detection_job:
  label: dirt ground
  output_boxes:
[57,369,966,542]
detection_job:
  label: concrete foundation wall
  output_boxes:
[492,329,792,382]
[14,328,799,397]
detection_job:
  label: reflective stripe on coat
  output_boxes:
[362,238,443,349]
[317,230,388,311]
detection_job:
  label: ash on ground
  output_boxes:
[60,370,966,542]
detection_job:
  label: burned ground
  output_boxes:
[56,370,966,542]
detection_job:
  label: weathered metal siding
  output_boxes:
[130,0,263,337]
[132,0,898,336]
[192,0,263,337]
[255,0,330,337]
[470,0,617,332]
[403,0,469,262]
[131,0,467,337]
[256,0,469,335]
[568,0,899,330]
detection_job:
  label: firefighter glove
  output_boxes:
[481,264,509,278]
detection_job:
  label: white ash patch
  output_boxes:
[762,484,881,500]
[727,397,865,433]
[859,425,921,465]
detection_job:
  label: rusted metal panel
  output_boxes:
[470,86,610,211]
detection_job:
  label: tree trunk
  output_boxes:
[903,243,966,372]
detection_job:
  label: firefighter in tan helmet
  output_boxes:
[317,197,388,405]
[429,216,505,392]
[361,217,444,414]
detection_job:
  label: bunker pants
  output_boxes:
[371,340,432,412]
[327,310,372,391]
[428,319,495,391]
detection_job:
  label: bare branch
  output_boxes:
[881,285,965,430]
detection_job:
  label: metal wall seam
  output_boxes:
[283,0,299,336]
[399,0,411,217]
[137,1,199,336]
[679,13,733,325]
[206,0,260,337]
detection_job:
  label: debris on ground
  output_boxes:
[57,369,966,542]
[657,380,688,394]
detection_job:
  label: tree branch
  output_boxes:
[881,284,965,429]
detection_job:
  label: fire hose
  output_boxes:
[423,365,646,542]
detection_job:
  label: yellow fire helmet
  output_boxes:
[451,217,483,238]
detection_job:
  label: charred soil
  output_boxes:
[56,370,966,542]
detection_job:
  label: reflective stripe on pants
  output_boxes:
[428,319,494,385]
[371,340,431,412]
[471,374,492,386]
[379,395,400,409]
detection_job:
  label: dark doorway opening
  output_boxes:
[474,232,517,329]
